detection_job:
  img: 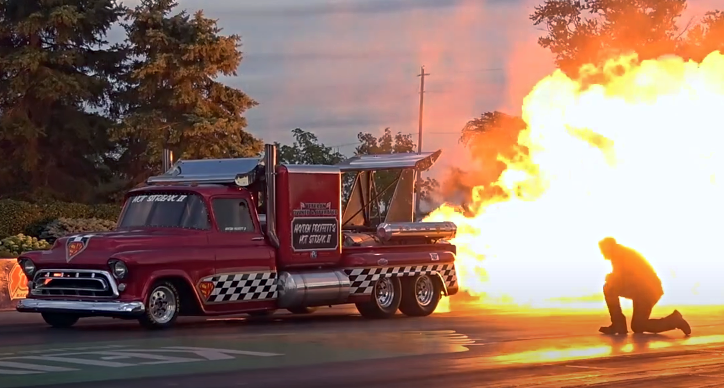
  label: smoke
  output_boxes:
[146,0,721,200]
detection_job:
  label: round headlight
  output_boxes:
[20,259,35,277]
[109,260,128,279]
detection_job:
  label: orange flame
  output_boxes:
[427,51,724,309]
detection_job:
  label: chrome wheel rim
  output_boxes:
[375,277,395,308]
[149,286,177,324]
[415,276,435,307]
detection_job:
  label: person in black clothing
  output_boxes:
[598,237,691,336]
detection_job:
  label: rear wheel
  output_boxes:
[399,274,441,317]
[287,307,318,315]
[355,276,401,319]
[138,282,180,330]
[41,313,79,328]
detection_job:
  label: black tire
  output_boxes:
[41,313,79,328]
[355,276,401,319]
[399,274,441,317]
[287,307,318,315]
[248,309,276,317]
[138,281,180,330]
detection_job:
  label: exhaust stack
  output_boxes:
[264,144,280,248]
[376,221,457,242]
[162,148,174,172]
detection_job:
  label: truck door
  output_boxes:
[207,195,276,304]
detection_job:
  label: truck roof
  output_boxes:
[137,149,443,198]
[128,183,243,197]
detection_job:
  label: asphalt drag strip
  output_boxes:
[1,305,723,388]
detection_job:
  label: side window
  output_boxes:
[212,198,256,232]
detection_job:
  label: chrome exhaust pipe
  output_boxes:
[264,144,280,248]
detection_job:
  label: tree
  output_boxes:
[113,0,261,186]
[447,111,529,210]
[530,0,722,76]
[0,0,126,202]
[682,10,724,61]
[276,128,345,165]
[355,128,439,212]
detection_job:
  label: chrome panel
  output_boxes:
[336,150,442,172]
[147,157,263,184]
[31,269,119,298]
[16,299,144,315]
[276,270,350,308]
[282,164,341,174]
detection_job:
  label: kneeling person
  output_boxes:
[598,237,691,336]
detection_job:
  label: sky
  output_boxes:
[119,0,719,181]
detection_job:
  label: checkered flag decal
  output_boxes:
[207,272,277,302]
[345,264,457,295]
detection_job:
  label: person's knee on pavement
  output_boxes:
[631,319,646,334]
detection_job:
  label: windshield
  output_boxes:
[118,193,210,230]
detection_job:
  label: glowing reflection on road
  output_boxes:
[493,345,612,364]
[491,332,724,365]
[682,335,724,346]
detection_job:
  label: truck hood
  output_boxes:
[26,229,205,267]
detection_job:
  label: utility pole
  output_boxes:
[415,65,429,221]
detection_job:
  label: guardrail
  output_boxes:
[0,258,27,311]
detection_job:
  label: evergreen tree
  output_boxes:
[0,0,126,202]
[114,0,262,184]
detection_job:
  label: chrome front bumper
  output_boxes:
[16,299,145,316]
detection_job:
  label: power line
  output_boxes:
[415,65,430,219]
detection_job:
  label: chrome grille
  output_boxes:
[31,269,119,298]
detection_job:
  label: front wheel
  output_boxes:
[41,313,79,328]
[138,282,180,330]
[355,276,401,319]
[399,274,441,317]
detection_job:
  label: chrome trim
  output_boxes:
[16,299,145,315]
[431,272,450,296]
[282,164,341,174]
[32,269,119,298]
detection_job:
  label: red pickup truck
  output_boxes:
[15,144,459,329]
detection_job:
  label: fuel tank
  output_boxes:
[276,270,350,308]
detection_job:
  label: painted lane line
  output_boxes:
[0,346,285,375]
[159,346,283,358]
[0,361,77,375]
[13,345,128,355]
[100,355,133,360]
[19,355,135,367]
[93,351,202,365]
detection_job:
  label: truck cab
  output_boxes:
[15,144,459,329]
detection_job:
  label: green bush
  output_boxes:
[0,234,51,257]
[0,199,121,239]
[40,217,117,241]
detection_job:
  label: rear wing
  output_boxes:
[336,150,442,229]
[336,150,441,172]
